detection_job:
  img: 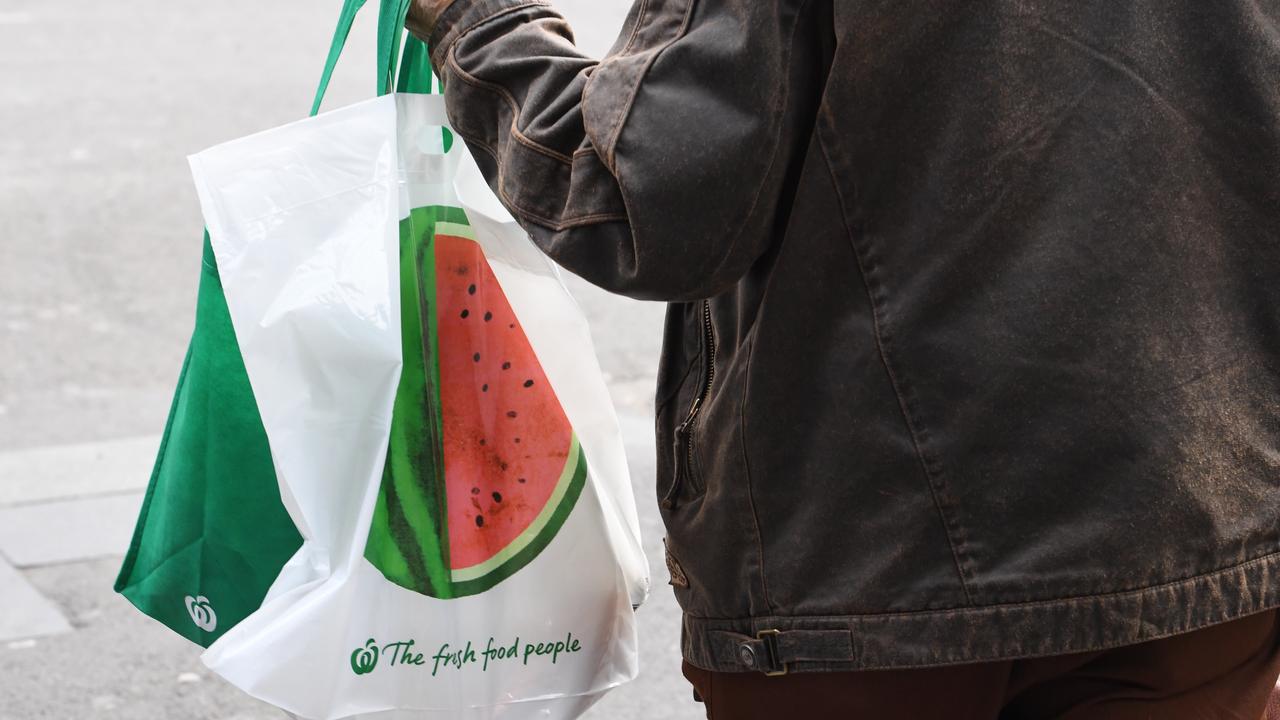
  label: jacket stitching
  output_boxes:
[607,0,694,171]
[815,121,976,606]
[698,0,812,296]
[449,98,629,228]
[451,120,502,163]
[728,1,816,617]
[655,350,702,415]
[513,127,573,165]
[431,2,550,74]
[739,332,776,613]
[618,0,650,55]
[594,0,697,173]
[445,54,575,166]
[507,188,630,226]
[503,188,629,227]
[714,0,811,616]
[695,604,1279,671]
[679,546,1280,620]
[686,339,710,496]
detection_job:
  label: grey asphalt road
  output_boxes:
[0,1,695,718]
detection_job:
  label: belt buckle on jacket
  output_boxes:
[757,629,788,677]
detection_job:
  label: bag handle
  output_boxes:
[377,0,414,94]
[310,0,430,117]
[396,31,436,94]
[311,0,367,116]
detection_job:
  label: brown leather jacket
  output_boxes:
[424,0,1280,673]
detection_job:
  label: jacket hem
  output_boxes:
[682,547,1280,673]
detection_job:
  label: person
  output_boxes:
[404,1,1280,717]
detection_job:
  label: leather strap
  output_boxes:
[709,628,856,675]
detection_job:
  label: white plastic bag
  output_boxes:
[187,92,650,720]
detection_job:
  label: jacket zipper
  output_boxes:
[663,300,716,510]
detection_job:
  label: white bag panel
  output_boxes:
[205,481,636,720]
[396,93,464,214]
[190,94,403,554]
[188,93,648,720]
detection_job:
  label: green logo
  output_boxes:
[350,638,379,675]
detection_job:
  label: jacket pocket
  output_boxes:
[661,299,716,510]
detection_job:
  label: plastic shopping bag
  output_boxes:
[182,89,649,720]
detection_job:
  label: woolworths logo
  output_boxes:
[349,634,583,676]
[184,595,217,632]
[351,639,380,675]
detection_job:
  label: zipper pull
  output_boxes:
[661,421,693,511]
[680,396,702,430]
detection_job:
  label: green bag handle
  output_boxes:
[396,33,437,94]
[377,0,414,93]
[310,0,431,117]
[311,0,368,116]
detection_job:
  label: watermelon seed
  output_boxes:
[473,352,481,362]
[482,384,489,392]
[502,362,511,370]
[479,439,486,446]
[518,477,527,484]
[500,461,509,471]
[468,284,477,295]
[471,487,480,495]
[509,323,515,329]
[475,515,485,527]
[523,379,534,388]
[507,411,518,418]
[484,311,493,322]
[514,437,521,444]
[460,309,470,319]
[492,492,503,503]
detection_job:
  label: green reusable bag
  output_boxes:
[114,0,436,647]
[111,234,301,647]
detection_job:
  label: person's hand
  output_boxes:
[405,0,458,41]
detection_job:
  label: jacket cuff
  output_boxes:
[428,0,553,74]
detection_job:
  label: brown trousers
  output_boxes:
[682,608,1280,720]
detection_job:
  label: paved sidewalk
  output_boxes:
[0,414,701,720]
[0,436,158,644]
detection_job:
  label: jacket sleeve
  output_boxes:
[427,0,813,302]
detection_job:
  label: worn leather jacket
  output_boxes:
[424,0,1280,673]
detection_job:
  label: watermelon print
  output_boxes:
[365,206,587,599]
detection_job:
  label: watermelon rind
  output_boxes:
[449,436,588,594]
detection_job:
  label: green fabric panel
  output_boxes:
[116,1,453,646]
[113,232,303,648]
